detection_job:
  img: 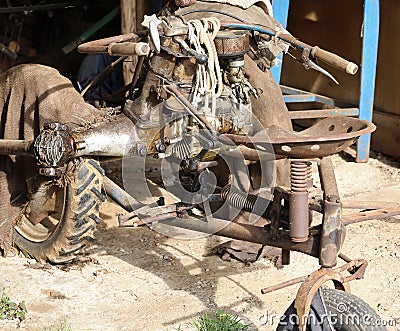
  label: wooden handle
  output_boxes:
[108,42,150,56]
[311,46,358,75]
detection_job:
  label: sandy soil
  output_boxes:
[0,149,399,331]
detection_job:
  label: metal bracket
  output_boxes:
[295,258,368,331]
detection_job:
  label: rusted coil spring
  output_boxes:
[290,161,312,192]
[221,186,271,217]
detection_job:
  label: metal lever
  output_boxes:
[300,48,339,85]
[174,37,208,64]
[141,14,162,53]
[307,60,339,85]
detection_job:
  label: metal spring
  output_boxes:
[221,186,269,216]
[290,161,311,192]
[306,161,313,188]
[170,135,192,159]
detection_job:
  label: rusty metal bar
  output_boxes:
[318,156,342,267]
[338,252,352,263]
[342,206,400,226]
[342,200,400,210]
[123,212,178,227]
[0,139,33,155]
[261,276,307,294]
[261,256,366,295]
[103,176,142,212]
[280,86,352,107]
[318,156,339,200]
[159,217,321,258]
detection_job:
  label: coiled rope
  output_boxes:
[187,17,223,101]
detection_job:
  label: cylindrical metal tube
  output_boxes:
[319,200,342,268]
[103,176,142,212]
[289,161,310,242]
[0,139,33,155]
[319,156,339,200]
[73,117,143,157]
[261,276,307,294]
[289,192,309,242]
[159,216,320,258]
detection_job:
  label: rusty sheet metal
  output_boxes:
[342,206,400,226]
[295,258,368,331]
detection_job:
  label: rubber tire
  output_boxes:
[321,288,387,331]
[13,158,105,264]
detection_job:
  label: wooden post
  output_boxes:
[120,0,137,84]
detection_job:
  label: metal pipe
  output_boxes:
[319,200,342,268]
[159,217,321,258]
[318,155,342,268]
[289,161,310,242]
[342,206,400,226]
[0,139,33,155]
[108,42,150,57]
[103,176,142,212]
[318,156,339,200]
[261,276,307,294]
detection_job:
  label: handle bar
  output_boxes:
[221,23,358,76]
[77,32,146,54]
[310,46,358,75]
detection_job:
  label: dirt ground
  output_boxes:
[0,149,400,331]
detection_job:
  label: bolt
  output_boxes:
[137,145,147,157]
[157,144,166,153]
[197,54,208,65]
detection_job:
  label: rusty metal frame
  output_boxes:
[342,206,400,225]
[295,258,368,331]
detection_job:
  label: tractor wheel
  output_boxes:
[13,158,105,264]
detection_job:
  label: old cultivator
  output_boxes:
[0,1,398,329]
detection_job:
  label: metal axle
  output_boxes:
[0,139,33,155]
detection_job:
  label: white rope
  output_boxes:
[187,17,223,102]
